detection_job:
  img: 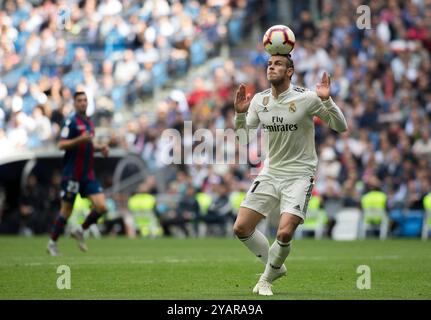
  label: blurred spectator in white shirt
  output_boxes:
[413,129,431,157]
[114,49,139,85]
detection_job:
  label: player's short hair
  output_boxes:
[73,91,87,100]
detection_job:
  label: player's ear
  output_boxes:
[287,67,294,79]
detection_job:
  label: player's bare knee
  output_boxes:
[61,203,73,218]
[233,223,253,238]
[95,204,108,214]
[276,228,294,243]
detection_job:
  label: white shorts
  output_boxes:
[240,173,315,223]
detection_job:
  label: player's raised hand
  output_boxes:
[234,84,252,113]
[316,72,331,101]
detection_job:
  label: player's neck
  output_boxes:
[76,111,87,119]
[271,81,291,99]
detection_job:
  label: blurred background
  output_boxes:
[0,0,430,240]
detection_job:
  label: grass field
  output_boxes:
[0,236,430,300]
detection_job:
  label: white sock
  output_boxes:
[238,229,269,264]
[262,240,291,282]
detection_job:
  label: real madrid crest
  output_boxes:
[263,96,269,106]
[288,102,296,113]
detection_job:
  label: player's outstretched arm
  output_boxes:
[58,132,93,150]
[311,72,348,133]
[234,84,260,145]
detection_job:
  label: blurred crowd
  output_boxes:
[292,0,431,217]
[1,0,431,237]
[121,0,431,215]
[0,0,247,149]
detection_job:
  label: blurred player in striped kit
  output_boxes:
[47,92,109,256]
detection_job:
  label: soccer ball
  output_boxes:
[263,25,296,55]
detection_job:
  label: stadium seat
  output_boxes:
[390,209,424,238]
[2,65,28,88]
[228,19,243,45]
[171,58,188,77]
[14,31,30,54]
[388,209,404,236]
[27,135,42,149]
[190,40,207,66]
[152,62,168,88]
[62,70,84,90]
[111,85,128,111]
[360,207,390,240]
[332,208,362,241]
[12,9,29,27]
[24,70,41,84]
[402,210,423,237]
[104,31,126,59]
[128,193,163,238]
[22,95,37,115]
[422,193,431,240]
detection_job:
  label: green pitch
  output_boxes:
[0,236,430,300]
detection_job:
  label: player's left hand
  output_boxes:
[316,71,331,101]
[101,145,109,157]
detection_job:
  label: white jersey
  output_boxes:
[235,84,348,177]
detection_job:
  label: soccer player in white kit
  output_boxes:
[233,54,348,296]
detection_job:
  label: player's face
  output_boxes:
[74,94,88,114]
[267,56,293,85]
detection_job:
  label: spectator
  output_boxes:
[18,174,46,236]
[203,182,233,236]
[114,49,139,85]
[177,184,201,237]
[155,182,188,237]
[412,129,431,157]
[30,104,52,147]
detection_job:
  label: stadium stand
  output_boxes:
[0,0,430,239]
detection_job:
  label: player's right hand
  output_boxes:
[78,132,93,144]
[234,84,251,113]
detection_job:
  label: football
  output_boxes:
[263,25,296,55]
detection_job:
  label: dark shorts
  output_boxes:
[61,178,103,203]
